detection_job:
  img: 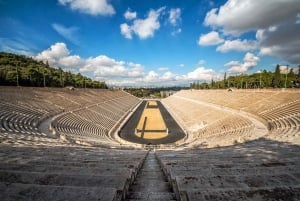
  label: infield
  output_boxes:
[135,101,168,139]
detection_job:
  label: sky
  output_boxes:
[0,0,300,87]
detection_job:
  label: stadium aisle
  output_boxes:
[126,151,176,201]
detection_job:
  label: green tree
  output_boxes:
[273,64,281,88]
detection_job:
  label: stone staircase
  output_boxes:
[126,151,176,201]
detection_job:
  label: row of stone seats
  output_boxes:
[52,113,107,135]
[260,100,300,127]
[164,89,300,145]
[0,102,47,136]
[156,138,300,201]
[161,94,255,147]
[0,87,141,146]
[51,91,141,146]
[0,144,148,201]
[178,89,300,116]
[161,96,228,132]
[190,114,254,147]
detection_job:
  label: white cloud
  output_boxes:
[120,23,132,39]
[198,31,224,46]
[58,0,115,16]
[81,56,144,79]
[132,8,164,39]
[279,65,293,74]
[120,7,165,39]
[257,18,300,63]
[59,55,83,67]
[178,64,185,68]
[52,23,79,45]
[124,9,136,20]
[143,71,160,82]
[216,39,257,52]
[185,67,215,80]
[162,71,177,81]
[35,42,69,64]
[35,42,144,80]
[34,43,223,87]
[108,66,220,87]
[225,52,260,74]
[203,0,300,63]
[204,0,300,35]
[158,67,169,71]
[169,8,181,26]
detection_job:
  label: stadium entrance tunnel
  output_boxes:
[119,100,186,145]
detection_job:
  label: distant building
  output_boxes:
[160,90,176,98]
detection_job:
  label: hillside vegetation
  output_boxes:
[190,65,300,89]
[0,52,107,88]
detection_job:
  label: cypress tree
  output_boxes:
[273,64,280,88]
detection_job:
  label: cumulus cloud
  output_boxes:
[81,56,144,79]
[185,67,215,80]
[257,18,300,63]
[35,42,144,80]
[120,23,132,39]
[120,7,165,39]
[34,43,222,87]
[143,70,160,82]
[203,0,300,63]
[216,39,257,52]
[35,42,71,65]
[225,52,260,74]
[58,0,115,16]
[52,23,79,45]
[161,71,177,81]
[198,31,224,46]
[124,9,136,20]
[169,8,181,26]
[204,0,300,35]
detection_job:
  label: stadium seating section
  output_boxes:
[0,87,299,201]
[162,89,300,147]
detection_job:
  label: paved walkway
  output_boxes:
[126,151,176,201]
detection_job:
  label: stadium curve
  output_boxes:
[0,87,300,201]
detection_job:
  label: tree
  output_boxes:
[211,78,215,88]
[223,72,227,88]
[0,52,107,88]
[273,64,281,88]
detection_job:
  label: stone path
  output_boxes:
[126,151,176,201]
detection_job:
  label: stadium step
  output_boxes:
[126,151,176,201]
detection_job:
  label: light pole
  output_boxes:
[15,62,19,87]
[43,69,46,87]
[259,70,262,88]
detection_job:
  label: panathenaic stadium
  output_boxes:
[0,86,299,201]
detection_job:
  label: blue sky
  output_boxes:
[0,0,299,87]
